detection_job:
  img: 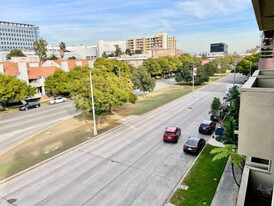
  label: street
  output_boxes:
[0,101,80,154]
[0,77,176,154]
[0,74,245,206]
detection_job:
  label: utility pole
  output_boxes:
[250,61,252,77]
[233,65,236,86]
[89,71,97,136]
[192,63,194,92]
[119,67,121,79]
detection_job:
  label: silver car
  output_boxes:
[49,97,67,105]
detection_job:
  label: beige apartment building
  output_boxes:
[236,1,274,205]
[126,33,176,54]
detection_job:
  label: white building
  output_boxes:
[98,40,126,57]
[0,21,39,51]
[47,45,97,59]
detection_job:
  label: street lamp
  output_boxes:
[192,63,195,92]
[89,69,99,136]
[249,61,252,77]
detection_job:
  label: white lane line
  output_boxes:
[0,103,76,124]
[0,109,80,128]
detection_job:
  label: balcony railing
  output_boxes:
[261,45,274,58]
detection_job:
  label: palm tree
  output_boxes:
[59,42,66,59]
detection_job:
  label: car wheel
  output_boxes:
[36,105,39,108]
[25,108,28,111]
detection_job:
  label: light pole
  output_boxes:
[233,64,236,86]
[192,63,194,92]
[249,61,252,77]
[89,70,97,136]
[119,67,121,79]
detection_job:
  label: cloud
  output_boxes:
[175,0,250,18]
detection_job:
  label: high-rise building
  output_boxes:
[209,43,228,57]
[126,33,176,54]
[0,21,40,51]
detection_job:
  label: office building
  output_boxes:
[126,33,176,54]
[209,43,228,57]
[0,21,40,51]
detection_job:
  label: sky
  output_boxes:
[0,0,260,54]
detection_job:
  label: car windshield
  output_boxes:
[200,123,208,127]
[165,131,175,135]
[186,139,198,147]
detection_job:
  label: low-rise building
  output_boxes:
[151,48,181,57]
[108,53,152,68]
[0,59,93,98]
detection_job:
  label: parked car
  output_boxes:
[49,97,67,105]
[19,102,40,111]
[163,126,181,143]
[183,137,206,155]
[164,75,170,79]
[199,120,216,135]
[210,113,219,122]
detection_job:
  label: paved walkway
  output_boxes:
[211,157,241,206]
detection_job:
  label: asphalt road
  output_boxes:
[0,74,246,206]
[0,101,81,154]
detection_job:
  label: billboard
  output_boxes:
[210,43,226,53]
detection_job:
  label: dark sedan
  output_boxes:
[183,137,206,155]
[19,102,40,111]
[199,120,216,135]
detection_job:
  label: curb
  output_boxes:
[165,143,207,205]
[0,74,232,184]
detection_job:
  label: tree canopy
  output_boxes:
[6,49,26,60]
[33,38,48,61]
[0,73,36,106]
[236,53,260,76]
[131,66,156,92]
[175,62,192,83]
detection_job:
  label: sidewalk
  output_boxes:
[211,157,240,206]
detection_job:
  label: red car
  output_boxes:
[163,127,181,143]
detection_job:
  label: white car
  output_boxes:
[49,97,67,105]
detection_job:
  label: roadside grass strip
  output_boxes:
[170,144,228,206]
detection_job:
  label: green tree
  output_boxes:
[143,58,161,76]
[125,48,132,56]
[45,68,69,94]
[194,69,209,85]
[6,49,26,60]
[202,61,216,76]
[68,56,76,59]
[68,66,137,125]
[236,53,260,76]
[175,62,192,83]
[0,73,36,107]
[134,50,142,54]
[47,54,59,60]
[178,53,194,64]
[59,42,66,59]
[209,97,221,114]
[114,45,122,57]
[33,38,48,61]
[131,66,156,92]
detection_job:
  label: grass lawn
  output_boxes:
[0,74,229,181]
[170,144,228,206]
